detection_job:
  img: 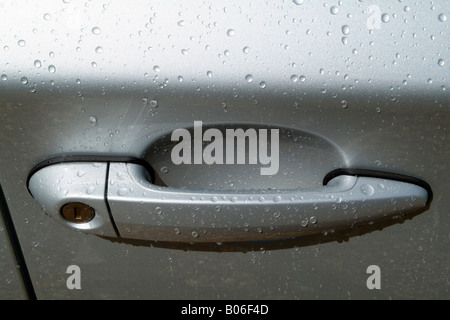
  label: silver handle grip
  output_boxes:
[27,161,428,243]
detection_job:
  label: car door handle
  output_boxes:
[28,159,429,242]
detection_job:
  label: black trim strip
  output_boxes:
[323,168,433,206]
[104,162,121,238]
[0,184,37,300]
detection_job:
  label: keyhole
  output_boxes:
[73,207,80,220]
[61,202,95,223]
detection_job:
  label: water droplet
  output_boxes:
[245,74,253,83]
[95,46,103,54]
[155,207,163,214]
[43,13,51,21]
[360,184,375,196]
[292,0,304,5]
[290,74,299,83]
[118,187,128,196]
[89,116,98,125]
[273,196,282,203]
[160,166,169,174]
[206,70,213,78]
[48,65,56,73]
[33,60,42,68]
[17,40,26,47]
[243,46,250,54]
[1,74,7,81]
[341,100,348,108]
[273,212,280,218]
[374,160,382,167]
[330,6,339,15]
[153,65,160,72]
[21,77,28,85]
[149,100,158,108]
[178,75,184,82]
[381,13,390,23]
[177,20,185,27]
[438,13,447,22]
[221,102,228,112]
[91,61,97,68]
[92,27,101,35]
[86,186,96,194]
[438,58,445,66]
[226,29,235,37]
[259,81,267,88]
[341,25,350,35]
[77,170,86,177]
[299,75,306,82]
[341,36,348,45]
[191,231,199,238]
[310,216,317,224]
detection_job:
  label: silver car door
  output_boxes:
[0,0,448,300]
